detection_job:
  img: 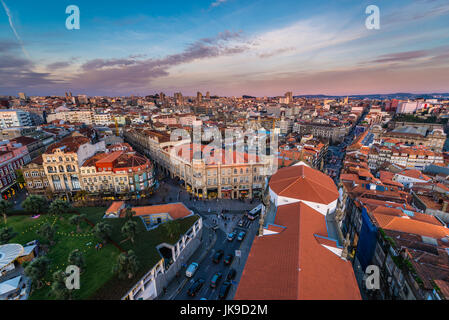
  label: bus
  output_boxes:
[247,204,263,221]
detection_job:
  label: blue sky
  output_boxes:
[1,0,449,96]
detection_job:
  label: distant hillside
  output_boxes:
[293,93,449,100]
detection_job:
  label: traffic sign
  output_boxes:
[235,250,241,257]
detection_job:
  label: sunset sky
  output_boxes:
[1,0,449,96]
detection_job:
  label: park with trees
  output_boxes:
[1,195,198,300]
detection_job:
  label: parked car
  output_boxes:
[238,218,245,227]
[224,254,234,265]
[227,231,236,241]
[212,250,224,263]
[187,278,205,297]
[218,281,232,299]
[237,231,246,241]
[186,262,199,277]
[210,272,222,288]
[227,268,236,280]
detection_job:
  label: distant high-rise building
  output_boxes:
[197,92,203,103]
[18,92,27,100]
[71,96,79,106]
[174,92,183,105]
[206,91,210,99]
[279,92,293,104]
[78,94,88,104]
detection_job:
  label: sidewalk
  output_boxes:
[141,179,260,214]
[158,223,217,300]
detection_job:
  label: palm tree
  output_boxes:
[123,207,135,221]
[68,249,86,273]
[24,256,50,290]
[113,250,139,279]
[50,270,71,300]
[93,221,112,243]
[121,220,138,244]
[69,214,86,232]
[23,195,48,216]
[37,222,57,246]
[161,220,181,240]
[0,226,17,244]
[48,199,72,218]
[0,199,12,224]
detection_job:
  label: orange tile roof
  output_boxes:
[234,202,361,300]
[106,201,125,213]
[373,212,449,239]
[126,203,192,220]
[269,164,339,204]
[396,169,431,182]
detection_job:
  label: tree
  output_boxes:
[113,250,139,279]
[24,256,50,289]
[68,249,85,272]
[0,199,12,224]
[161,220,181,240]
[121,220,138,244]
[22,195,48,216]
[15,169,25,184]
[69,214,86,232]
[50,270,71,300]
[37,222,57,246]
[93,221,112,243]
[0,226,17,244]
[48,199,72,218]
[123,207,135,221]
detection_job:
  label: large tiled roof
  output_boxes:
[234,201,361,300]
[45,136,90,154]
[269,164,339,204]
[126,203,192,220]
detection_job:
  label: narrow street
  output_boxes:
[161,210,260,300]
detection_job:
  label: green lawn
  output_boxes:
[88,210,199,299]
[3,207,198,300]
[5,209,120,300]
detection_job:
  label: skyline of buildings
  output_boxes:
[1,0,449,304]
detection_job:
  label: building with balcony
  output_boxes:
[41,135,106,195]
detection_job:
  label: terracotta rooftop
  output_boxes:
[125,203,192,220]
[235,201,361,300]
[45,135,90,154]
[269,164,339,204]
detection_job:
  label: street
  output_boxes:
[164,210,259,300]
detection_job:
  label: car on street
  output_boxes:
[187,278,205,297]
[218,281,232,299]
[227,231,236,241]
[238,217,245,227]
[212,250,224,263]
[224,253,234,265]
[186,262,199,277]
[210,272,222,288]
[237,231,246,241]
[227,268,236,280]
